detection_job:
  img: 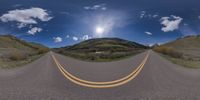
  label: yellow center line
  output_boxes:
[51,51,149,88]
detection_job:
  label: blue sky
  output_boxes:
[0,0,200,48]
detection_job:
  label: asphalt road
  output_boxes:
[1,50,200,100]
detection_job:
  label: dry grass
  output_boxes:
[161,54,200,69]
[37,48,49,54]
[153,46,183,58]
[0,54,43,69]
[9,49,27,61]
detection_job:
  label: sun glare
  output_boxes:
[96,26,105,34]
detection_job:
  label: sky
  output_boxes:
[0,0,200,48]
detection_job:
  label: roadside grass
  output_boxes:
[160,54,200,69]
[153,46,183,58]
[153,46,200,68]
[0,54,43,69]
[153,35,200,69]
[0,35,49,69]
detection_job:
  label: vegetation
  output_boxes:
[0,35,49,69]
[54,38,148,62]
[153,46,183,58]
[0,54,43,69]
[9,49,27,61]
[154,35,200,68]
[165,55,200,69]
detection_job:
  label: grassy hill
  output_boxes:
[54,38,148,62]
[0,35,49,69]
[154,35,200,68]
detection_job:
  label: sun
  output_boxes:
[95,26,105,34]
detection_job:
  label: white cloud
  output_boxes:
[140,11,146,18]
[72,36,78,41]
[69,35,92,41]
[153,14,158,18]
[0,7,52,28]
[145,31,153,35]
[53,37,62,43]
[81,35,92,40]
[101,7,107,10]
[27,27,42,35]
[66,35,70,38]
[12,4,22,7]
[160,15,183,32]
[84,4,107,11]
[17,23,26,28]
[140,11,159,19]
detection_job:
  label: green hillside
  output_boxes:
[54,38,148,62]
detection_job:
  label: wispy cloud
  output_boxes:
[84,4,107,11]
[12,4,22,7]
[140,11,159,19]
[152,14,159,18]
[145,31,153,35]
[87,11,130,38]
[180,25,198,36]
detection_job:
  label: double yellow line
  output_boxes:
[51,52,149,88]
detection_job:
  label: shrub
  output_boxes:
[58,50,64,54]
[37,48,49,54]
[154,46,183,58]
[9,49,27,61]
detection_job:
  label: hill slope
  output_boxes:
[154,35,200,68]
[0,35,48,57]
[54,38,148,62]
[0,35,49,69]
[160,35,200,60]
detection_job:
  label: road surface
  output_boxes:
[1,50,200,100]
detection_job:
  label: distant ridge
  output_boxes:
[54,38,148,62]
